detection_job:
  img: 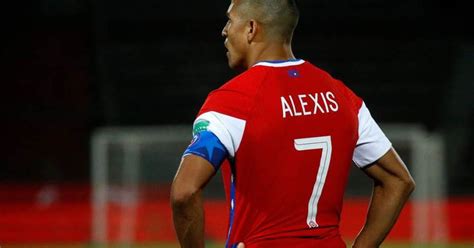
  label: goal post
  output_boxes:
[382,124,447,243]
[91,126,191,244]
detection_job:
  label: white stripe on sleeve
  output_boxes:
[353,102,392,168]
[194,111,246,157]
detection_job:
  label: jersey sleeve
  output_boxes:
[183,130,228,170]
[192,111,246,158]
[353,102,392,168]
[199,89,252,120]
[194,88,251,158]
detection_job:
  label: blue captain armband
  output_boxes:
[183,131,228,170]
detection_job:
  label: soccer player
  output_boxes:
[171,0,415,247]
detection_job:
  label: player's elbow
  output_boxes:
[395,173,416,196]
[380,172,415,197]
[403,175,416,195]
[170,182,199,208]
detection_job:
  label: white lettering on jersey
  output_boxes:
[289,95,302,116]
[281,97,293,118]
[321,92,330,112]
[308,93,325,114]
[298,94,312,115]
[326,91,339,112]
[281,91,339,118]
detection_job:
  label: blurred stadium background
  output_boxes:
[1,0,473,247]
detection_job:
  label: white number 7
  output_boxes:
[294,136,332,228]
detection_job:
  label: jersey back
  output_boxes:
[194,59,391,247]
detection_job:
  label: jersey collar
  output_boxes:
[253,59,305,68]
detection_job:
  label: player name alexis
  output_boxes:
[280,91,339,118]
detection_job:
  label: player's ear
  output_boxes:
[247,19,258,43]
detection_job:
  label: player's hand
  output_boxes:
[237,242,245,248]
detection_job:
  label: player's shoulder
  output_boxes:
[303,61,341,84]
[217,65,268,94]
[203,66,266,106]
[305,61,363,109]
[198,68,265,119]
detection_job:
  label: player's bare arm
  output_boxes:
[170,154,215,248]
[352,148,416,248]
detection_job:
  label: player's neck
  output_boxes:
[247,42,295,68]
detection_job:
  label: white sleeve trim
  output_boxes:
[353,102,392,168]
[194,111,246,157]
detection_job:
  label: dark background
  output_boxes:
[2,0,472,194]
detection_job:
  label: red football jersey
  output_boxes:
[194,59,391,248]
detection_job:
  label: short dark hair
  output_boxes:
[237,0,299,43]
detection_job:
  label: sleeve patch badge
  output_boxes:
[193,119,210,135]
